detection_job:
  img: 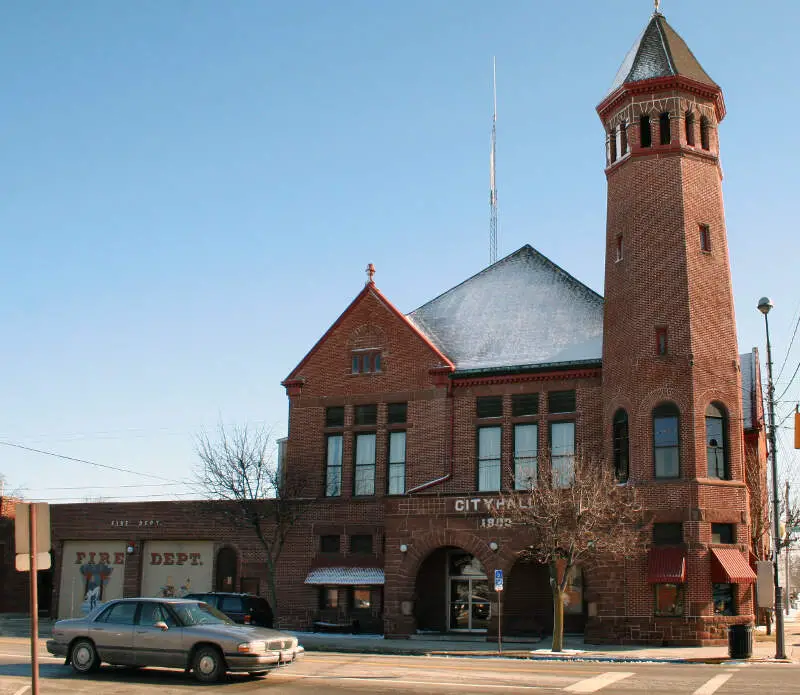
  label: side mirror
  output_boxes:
[154,621,169,631]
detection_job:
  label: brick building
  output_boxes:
[34,11,767,646]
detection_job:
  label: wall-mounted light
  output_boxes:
[399,544,408,553]
[488,541,499,552]
[126,544,136,555]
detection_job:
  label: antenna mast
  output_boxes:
[489,57,498,265]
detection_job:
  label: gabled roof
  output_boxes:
[607,13,717,97]
[406,246,604,373]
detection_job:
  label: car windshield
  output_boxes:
[172,601,234,626]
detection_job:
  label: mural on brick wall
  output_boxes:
[141,541,213,598]
[58,542,126,619]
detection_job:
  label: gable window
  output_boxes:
[550,421,575,488]
[640,114,652,148]
[477,426,501,491]
[706,403,729,479]
[514,423,538,490]
[615,235,624,262]
[659,112,671,145]
[388,431,406,495]
[354,433,376,496]
[711,523,735,544]
[320,535,340,553]
[352,350,381,374]
[653,523,683,545]
[656,326,668,356]
[700,224,711,252]
[326,406,345,428]
[685,111,695,145]
[477,396,503,419]
[612,409,629,482]
[387,402,407,424]
[354,404,377,426]
[609,128,617,163]
[653,403,680,478]
[325,435,343,497]
[700,117,711,150]
[512,393,539,417]
[620,121,628,156]
[350,534,373,554]
[548,390,576,414]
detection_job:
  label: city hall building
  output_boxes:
[15,11,768,646]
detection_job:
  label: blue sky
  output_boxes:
[1,1,798,503]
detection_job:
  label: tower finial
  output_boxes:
[366,262,375,285]
[654,0,661,14]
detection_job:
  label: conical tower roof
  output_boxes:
[607,13,717,97]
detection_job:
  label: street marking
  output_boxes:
[285,674,555,690]
[693,674,733,695]
[13,686,31,695]
[0,651,62,662]
[564,672,634,693]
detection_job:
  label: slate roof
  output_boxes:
[607,13,717,97]
[304,568,385,585]
[406,246,604,373]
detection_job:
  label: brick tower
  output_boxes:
[596,11,752,641]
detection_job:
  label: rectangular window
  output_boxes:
[640,114,652,148]
[388,431,406,495]
[550,421,575,488]
[700,224,711,252]
[320,535,340,553]
[320,587,339,610]
[615,235,623,262]
[512,393,539,417]
[354,433,376,495]
[326,406,345,428]
[713,583,735,615]
[351,355,360,374]
[354,404,377,426]
[659,112,671,145]
[548,390,576,414]
[325,435,343,497]
[352,587,371,610]
[654,583,684,616]
[350,534,373,554]
[654,414,679,478]
[387,402,407,424]
[620,121,628,155]
[514,423,538,490]
[653,523,683,545]
[351,350,381,374]
[477,426,501,491]
[609,128,617,163]
[711,523,735,544]
[656,327,668,356]
[700,117,711,150]
[476,396,503,419]
[685,111,695,146]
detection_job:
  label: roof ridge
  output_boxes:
[654,15,677,76]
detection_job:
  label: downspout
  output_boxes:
[407,381,454,494]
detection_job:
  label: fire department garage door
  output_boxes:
[141,541,213,598]
[58,541,127,619]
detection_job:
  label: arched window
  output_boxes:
[609,128,617,163]
[706,403,729,479]
[653,403,680,478]
[640,115,652,148]
[612,409,629,482]
[700,117,711,150]
[659,112,671,145]
[685,111,695,146]
[619,121,628,156]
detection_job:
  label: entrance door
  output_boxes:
[447,552,490,632]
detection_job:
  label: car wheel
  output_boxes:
[192,646,224,683]
[70,639,100,674]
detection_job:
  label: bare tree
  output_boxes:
[496,456,644,652]
[195,423,305,622]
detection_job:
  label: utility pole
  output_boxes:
[786,480,791,614]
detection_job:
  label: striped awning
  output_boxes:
[304,568,385,586]
[647,548,686,584]
[710,548,757,584]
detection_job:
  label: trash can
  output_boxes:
[728,623,753,659]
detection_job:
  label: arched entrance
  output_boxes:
[215,547,238,592]
[414,547,490,634]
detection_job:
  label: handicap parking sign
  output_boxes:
[494,569,503,592]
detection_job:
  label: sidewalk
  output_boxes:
[2,613,797,664]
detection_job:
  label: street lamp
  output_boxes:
[758,296,786,660]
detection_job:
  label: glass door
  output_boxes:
[447,552,490,632]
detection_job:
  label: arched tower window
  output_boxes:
[700,117,711,150]
[619,121,628,156]
[639,115,652,148]
[609,128,617,163]
[685,111,695,146]
[659,112,671,145]
[706,403,729,479]
[653,403,680,479]
[612,409,630,482]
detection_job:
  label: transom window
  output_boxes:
[653,403,680,478]
[476,396,503,419]
[477,426,501,491]
[354,404,377,426]
[548,390,576,414]
[352,350,381,374]
[325,407,345,428]
[512,393,539,417]
[387,402,407,424]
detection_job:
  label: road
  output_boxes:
[0,638,798,694]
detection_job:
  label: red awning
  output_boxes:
[710,548,757,584]
[647,548,686,583]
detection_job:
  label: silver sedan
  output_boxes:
[46,597,304,682]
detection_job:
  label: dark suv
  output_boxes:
[184,592,274,628]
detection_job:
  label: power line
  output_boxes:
[0,441,184,484]
[776,301,800,383]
